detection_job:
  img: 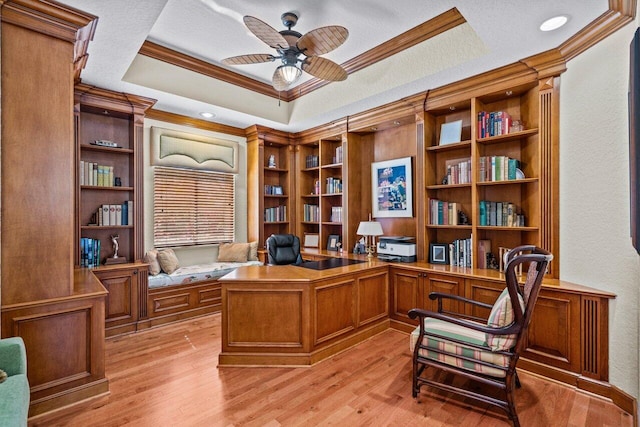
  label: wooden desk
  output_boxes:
[219,259,389,366]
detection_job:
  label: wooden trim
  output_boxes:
[75,83,156,114]
[610,384,638,421]
[138,40,284,100]
[0,0,98,82]
[559,2,636,62]
[137,8,465,102]
[146,109,246,138]
[290,8,466,99]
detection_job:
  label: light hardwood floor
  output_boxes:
[34,314,632,427]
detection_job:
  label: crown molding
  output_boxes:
[137,8,465,103]
[146,110,246,138]
[1,0,97,82]
[75,83,157,116]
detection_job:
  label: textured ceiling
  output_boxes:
[63,0,608,132]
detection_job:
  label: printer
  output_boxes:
[377,236,416,262]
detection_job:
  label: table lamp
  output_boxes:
[356,216,384,259]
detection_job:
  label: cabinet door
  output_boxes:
[465,278,503,320]
[94,267,139,335]
[389,267,422,325]
[423,273,464,314]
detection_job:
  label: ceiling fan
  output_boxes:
[222,12,349,91]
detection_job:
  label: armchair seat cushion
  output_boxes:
[410,318,510,378]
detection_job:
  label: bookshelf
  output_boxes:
[246,126,292,247]
[320,137,344,249]
[74,84,155,266]
[424,81,548,270]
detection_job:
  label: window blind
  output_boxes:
[154,166,235,247]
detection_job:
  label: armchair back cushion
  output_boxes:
[486,287,524,351]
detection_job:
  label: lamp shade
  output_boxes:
[276,64,302,84]
[357,221,383,236]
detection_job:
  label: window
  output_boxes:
[154,166,235,247]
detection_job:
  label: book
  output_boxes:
[479,200,487,226]
[115,204,122,225]
[109,204,117,225]
[88,162,94,186]
[121,202,128,225]
[102,204,110,226]
[508,158,519,180]
[127,200,133,225]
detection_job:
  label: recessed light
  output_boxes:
[199,112,215,119]
[539,15,568,32]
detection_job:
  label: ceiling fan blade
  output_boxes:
[302,56,347,81]
[297,26,348,56]
[272,68,290,92]
[244,15,288,49]
[222,54,275,65]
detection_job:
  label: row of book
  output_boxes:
[478,156,521,182]
[303,204,319,222]
[444,159,472,185]
[264,205,286,222]
[428,199,464,225]
[90,201,133,226]
[80,237,101,268]
[330,206,343,223]
[80,161,117,187]
[326,177,342,194]
[477,110,514,138]
[264,185,284,195]
[305,155,319,168]
[450,236,472,268]
[334,145,343,164]
[479,200,525,227]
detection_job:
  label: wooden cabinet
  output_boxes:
[92,263,147,337]
[74,85,155,266]
[389,267,422,327]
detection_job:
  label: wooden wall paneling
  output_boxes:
[314,279,356,344]
[356,270,388,327]
[538,77,560,278]
[389,267,421,326]
[580,295,609,381]
[245,128,262,244]
[414,113,426,260]
[1,23,75,303]
[226,288,305,348]
[1,279,108,416]
[344,132,374,251]
[372,123,419,238]
[423,273,464,313]
[523,289,581,374]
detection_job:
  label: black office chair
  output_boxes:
[266,234,303,265]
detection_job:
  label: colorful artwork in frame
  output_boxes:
[371,157,413,218]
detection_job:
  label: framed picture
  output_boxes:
[303,233,319,248]
[327,234,340,251]
[429,243,449,264]
[273,185,283,195]
[371,157,413,218]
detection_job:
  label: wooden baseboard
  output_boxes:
[136,305,220,331]
[28,379,110,418]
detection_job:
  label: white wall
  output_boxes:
[560,17,640,398]
[142,118,247,266]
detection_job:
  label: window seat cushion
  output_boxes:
[148,261,262,289]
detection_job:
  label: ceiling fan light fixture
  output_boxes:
[277,64,302,84]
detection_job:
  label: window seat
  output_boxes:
[148,261,263,289]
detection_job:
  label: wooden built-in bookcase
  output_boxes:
[74,84,155,266]
[246,125,294,247]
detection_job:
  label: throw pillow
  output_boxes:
[157,249,180,274]
[248,241,259,261]
[0,369,7,383]
[143,249,161,276]
[218,243,249,263]
[486,287,524,351]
